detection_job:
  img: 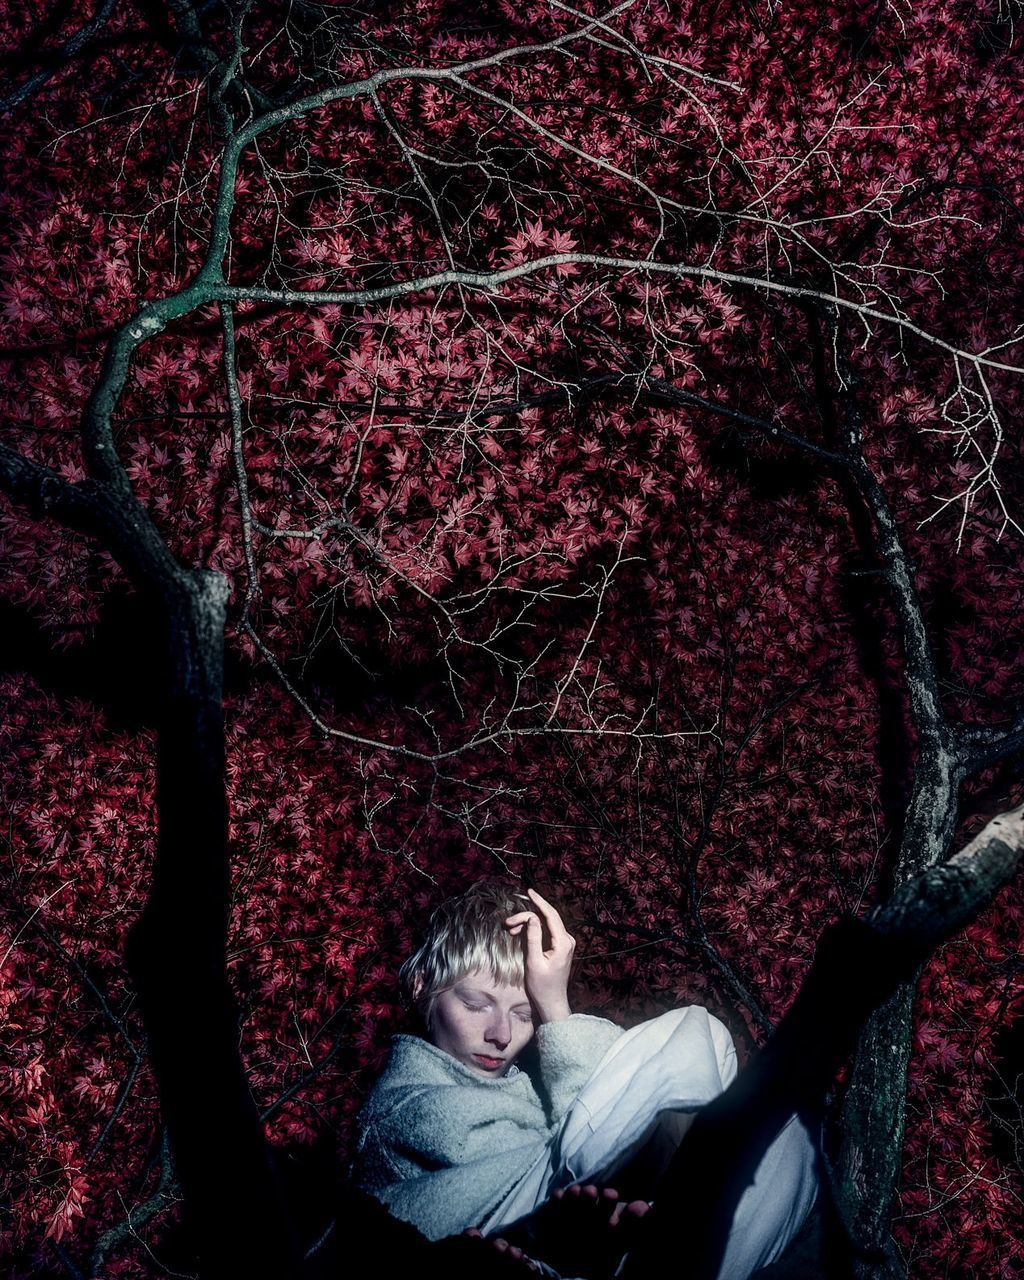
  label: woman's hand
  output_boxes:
[505,888,574,1023]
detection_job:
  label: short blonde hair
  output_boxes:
[399,880,531,1029]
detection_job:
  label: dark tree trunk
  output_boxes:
[124,568,301,1280]
[621,810,1022,1280]
[833,757,962,1279]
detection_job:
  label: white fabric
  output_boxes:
[481,1008,819,1280]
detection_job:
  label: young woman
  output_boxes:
[351,881,817,1278]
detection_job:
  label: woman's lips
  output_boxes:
[474,1054,505,1070]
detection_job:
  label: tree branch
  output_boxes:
[0,0,119,115]
[958,712,1024,771]
[623,804,1024,1280]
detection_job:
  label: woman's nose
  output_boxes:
[485,1012,512,1047]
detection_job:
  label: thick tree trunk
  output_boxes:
[621,808,1022,1280]
[3,314,303,1274]
[124,568,300,1279]
[833,754,962,1278]
[833,986,915,1279]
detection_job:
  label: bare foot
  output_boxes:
[553,1182,650,1234]
[522,1183,652,1278]
[458,1227,544,1274]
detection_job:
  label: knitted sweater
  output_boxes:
[352,1014,623,1240]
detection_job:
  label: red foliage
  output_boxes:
[1,1,1023,1275]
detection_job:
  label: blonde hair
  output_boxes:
[399,880,531,1029]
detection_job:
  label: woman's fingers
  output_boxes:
[508,892,574,950]
[506,893,574,1020]
[525,888,562,933]
[519,911,545,965]
[506,894,575,987]
[526,888,575,953]
[505,910,546,960]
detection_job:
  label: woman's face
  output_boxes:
[428,970,535,1077]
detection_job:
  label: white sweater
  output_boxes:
[351,1014,623,1240]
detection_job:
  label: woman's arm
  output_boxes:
[505,889,574,1024]
[505,890,624,1118]
[354,1081,550,1239]
[534,1014,624,1120]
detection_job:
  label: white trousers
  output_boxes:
[481,1007,818,1280]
